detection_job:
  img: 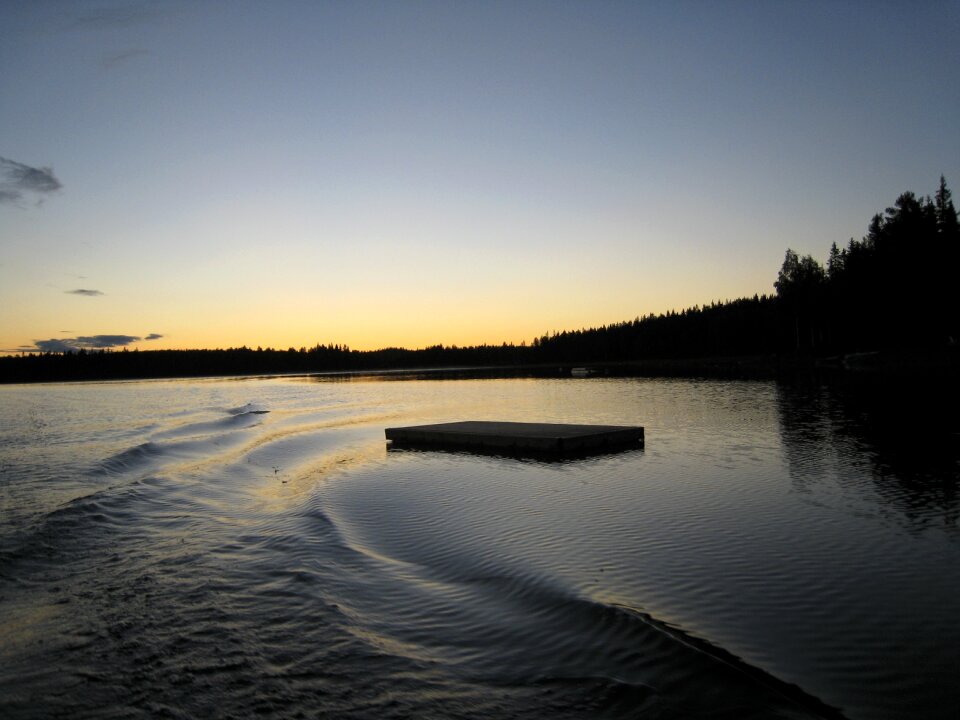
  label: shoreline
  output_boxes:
[1,347,957,385]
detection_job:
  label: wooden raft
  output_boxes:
[385,421,644,454]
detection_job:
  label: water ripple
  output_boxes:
[1,375,957,719]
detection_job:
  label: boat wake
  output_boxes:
[1,387,844,719]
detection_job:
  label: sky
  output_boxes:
[2,0,958,354]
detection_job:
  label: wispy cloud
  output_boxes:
[102,48,150,69]
[28,333,163,353]
[66,289,105,297]
[70,4,163,30]
[0,156,62,205]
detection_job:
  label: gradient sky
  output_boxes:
[2,1,958,353]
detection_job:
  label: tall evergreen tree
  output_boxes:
[935,175,959,237]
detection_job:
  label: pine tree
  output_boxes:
[935,176,959,237]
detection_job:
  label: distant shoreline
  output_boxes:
[2,348,956,385]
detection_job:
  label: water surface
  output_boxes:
[1,374,957,718]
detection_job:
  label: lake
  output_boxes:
[1,372,957,719]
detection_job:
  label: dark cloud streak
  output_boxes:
[29,333,163,353]
[66,289,105,297]
[0,157,62,205]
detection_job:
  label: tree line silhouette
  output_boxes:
[776,176,959,354]
[2,177,957,383]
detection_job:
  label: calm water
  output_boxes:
[0,373,957,719]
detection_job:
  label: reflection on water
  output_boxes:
[777,374,960,531]
[0,373,957,720]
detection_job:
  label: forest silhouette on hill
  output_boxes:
[3,177,958,383]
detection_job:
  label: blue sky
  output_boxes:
[2,1,958,352]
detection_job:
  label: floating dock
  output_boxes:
[385,421,644,455]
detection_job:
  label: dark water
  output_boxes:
[0,374,957,719]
